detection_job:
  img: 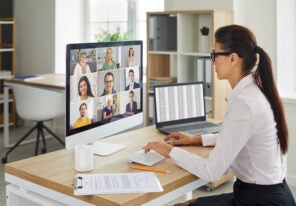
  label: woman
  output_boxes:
[73,51,91,75]
[102,47,117,70]
[103,98,113,120]
[144,25,296,206]
[77,76,94,101]
[127,47,135,67]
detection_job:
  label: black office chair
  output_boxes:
[2,83,65,164]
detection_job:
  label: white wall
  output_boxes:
[277,0,296,91]
[14,0,85,76]
[283,100,296,185]
[14,0,55,76]
[233,0,277,78]
[55,0,85,74]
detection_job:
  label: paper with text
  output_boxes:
[74,172,163,195]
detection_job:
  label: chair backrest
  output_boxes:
[10,83,65,121]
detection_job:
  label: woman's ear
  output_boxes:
[230,53,239,66]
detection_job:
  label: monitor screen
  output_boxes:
[65,41,143,149]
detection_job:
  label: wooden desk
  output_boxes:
[3,73,65,148]
[4,73,65,89]
[5,126,212,206]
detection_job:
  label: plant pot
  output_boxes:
[200,35,210,53]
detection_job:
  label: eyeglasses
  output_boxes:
[210,51,233,62]
[104,80,113,84]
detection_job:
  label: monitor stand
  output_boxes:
[92,141,126,156]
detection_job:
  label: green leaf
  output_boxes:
[94,26,132,42]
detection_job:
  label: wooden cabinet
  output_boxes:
[0,18,15,127]
[146,10,233,124]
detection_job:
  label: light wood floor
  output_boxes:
[1,125,295,206]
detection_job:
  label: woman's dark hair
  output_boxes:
[215,24,288,154]
[79,102,87,111]
[129,47,134,57]
[78,76,94,97]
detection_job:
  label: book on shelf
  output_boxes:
[13,75,43,81]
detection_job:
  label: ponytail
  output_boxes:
[215,25,289,154]
[254,46,288,154]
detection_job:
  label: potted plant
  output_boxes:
[200,26,210,53]
[94,26,132,42]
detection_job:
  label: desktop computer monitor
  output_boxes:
[65,41,143,149]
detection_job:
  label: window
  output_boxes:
[86,0,128,41]
[86,0,164,69]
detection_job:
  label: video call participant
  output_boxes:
[125,69,140,91]
[127,47,135,67]
[144,24,296,206]
[73,51,91,75]
[100,72,117,96]
[102,47,117,70]
[76,76,95,101]
[103,98,113,120]
[73,103,91,129]
[126,90,137,113]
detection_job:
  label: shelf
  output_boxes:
[0,48,14,52]
[146,10,234,124]
[1,17,16,127]
[0,122,14,128]
[0,70,12,79]
[0,114,14,126]
[0,94,14,104]
[148,51,178,55]
[180,52,211,57]
[205,96,212,101]
[0,21,15,24]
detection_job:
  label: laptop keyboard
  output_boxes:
[165,122,218,133]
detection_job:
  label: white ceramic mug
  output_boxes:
[74,145,94,172]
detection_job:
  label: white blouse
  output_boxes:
[170,74,286,185]
[73,63,91,75]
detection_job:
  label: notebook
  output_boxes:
[153,82,221,135]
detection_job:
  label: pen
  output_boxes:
[130,165,171,174]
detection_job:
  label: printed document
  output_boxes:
[74,172,163,195]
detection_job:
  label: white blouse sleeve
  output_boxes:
[169,99,253,182]
[201,133,218,146]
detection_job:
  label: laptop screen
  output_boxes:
[154,82,206,125]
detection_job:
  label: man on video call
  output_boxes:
[126,90,137,113]
[73,103,91,129]
[125,69,140,91]
[101,72,117,96]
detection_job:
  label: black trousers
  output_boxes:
[189,179,296,206]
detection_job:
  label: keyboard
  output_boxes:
[128,149,165,166]
[165,122,218,133]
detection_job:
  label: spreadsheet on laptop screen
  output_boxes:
[154,83,205,123]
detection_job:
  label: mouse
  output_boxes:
[166,137,177,145]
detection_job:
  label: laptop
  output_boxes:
[153,82,221,135]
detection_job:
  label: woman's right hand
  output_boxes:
[164,132,201,146]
